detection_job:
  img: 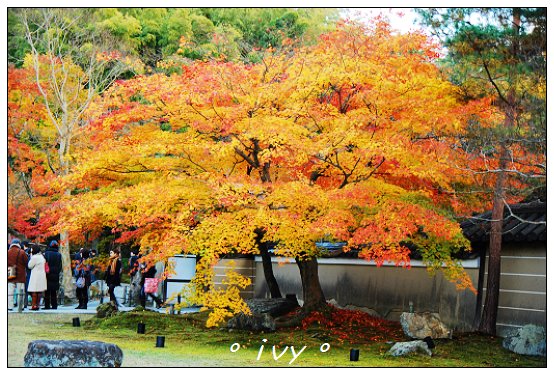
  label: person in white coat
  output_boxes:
[27,246,47,310]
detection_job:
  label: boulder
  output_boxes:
[226,297,300,331]
[88,281,103,299]
[400,312,451,339]
[246,298,299,317]
[388,340,433,357]
[502,324,546,357]
[24,340,123,367]
[96,301,119,318]
[129,271,143,306]
[227,312,276,332]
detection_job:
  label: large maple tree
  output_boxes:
[53,20,490,324]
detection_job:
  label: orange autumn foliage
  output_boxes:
[42,21,495,323]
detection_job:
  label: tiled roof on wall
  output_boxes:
[461,201,546,244]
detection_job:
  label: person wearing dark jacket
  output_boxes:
[43,240,63,309]
[74,249,92,309]
[139,263,163,308]
[22,242,32,309]
[7,239,29,311]
[105,248,121,305]
[129,251,139,276]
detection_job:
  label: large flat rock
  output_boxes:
[502,324,546,357]
[246,298,299,317]
[24,340,123,367]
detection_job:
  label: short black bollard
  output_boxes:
[350,348,359,361]
[72,317,81,327]
[137,323,146,334]
[156,336,165,348]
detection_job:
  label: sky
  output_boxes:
[342,8,423,34]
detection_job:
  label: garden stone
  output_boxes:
[388,340,433,357]
[400,312,451,339]
[129,271,143,306]
[96,301,119,318]
[24,340,123,367]
[246,298,299,317]
[502,324,546,357]
[88,281,103,299]
[227,312,276,332]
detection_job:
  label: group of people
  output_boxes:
[7,238,62,311]
[83,248,163,309]
[8,239,164,311]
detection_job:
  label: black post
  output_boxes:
[72,317,81,327]
[156,336,165,348]
[349,349,359,361]
[99,281,104,304]
[137,323,145,334]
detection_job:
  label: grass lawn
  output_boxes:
[8,309,546,367]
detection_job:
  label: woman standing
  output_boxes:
[27,246,47,310]
[104,248,121,306]
[140,263,163,308]
[74,249,92,309]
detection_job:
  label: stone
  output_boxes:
[502,324,546,357]
[400,312,451,339]
[88,281,103,299]
[96,301,119,318]
[129,271,143,306]
[24,340,123,367]
[388,340,433,357]
[245,298,299,318]
[227,313,276,332]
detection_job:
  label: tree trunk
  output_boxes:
[254,229,282,298]
[59,171,75,299]
[478,8,520,336]
[260,246,282,298]
[60,229,75,299]
[478,149,507,335]
[295,257,327,313]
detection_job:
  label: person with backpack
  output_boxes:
[74,249,92,309]
[7,239,29,311]
[27,246,47,311]
[43,240,63,309]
